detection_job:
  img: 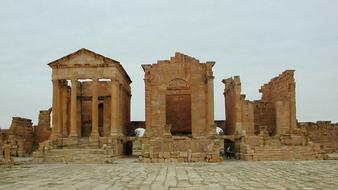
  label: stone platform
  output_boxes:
[0,160,337,189]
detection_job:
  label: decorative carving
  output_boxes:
[167,78,189,90]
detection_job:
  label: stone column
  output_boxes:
[206,62,215,135]
[103,98,111,136]
[62,82,68,137]
[91,78,99,138]
[57,80,63,137]
[110,78,119,136]
[144,79,151,130]
[207,76,215,128]
[51,80,59,138]
[289,83,297,131]
[69,79,78,137]
[117,84,123,135]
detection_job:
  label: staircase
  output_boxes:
[35,138,111,164]
[42,148,106,164]
[252,145,322,161]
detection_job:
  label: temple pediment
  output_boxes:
[48,48,120,68]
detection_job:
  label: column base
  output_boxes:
[89,135,100,146]
[62,136,79,147]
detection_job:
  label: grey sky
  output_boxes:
[0,0,337,128]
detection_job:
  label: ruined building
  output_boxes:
[1,50,337,163]
[140,53,223,162]
[222,71,324,160]
[33,48,132,163]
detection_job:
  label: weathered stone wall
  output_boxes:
[222,76,254,136]
[223,70,323,161]
[299,121,338,152]
[141,136,223,163]
[8,117,34,156]
[34,109,52,146]
[142,52,216,137]
[255,70,297,135]
[253,101,275,135]
[140,53,222,162]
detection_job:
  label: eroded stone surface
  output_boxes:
[140,53,223,163]
[222,71,326,161]
[0,160,337,189]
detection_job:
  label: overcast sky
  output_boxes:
[0,0,337,128]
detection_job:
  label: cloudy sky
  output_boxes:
[0,0,337,128]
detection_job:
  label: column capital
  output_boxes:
[52,79,59,84]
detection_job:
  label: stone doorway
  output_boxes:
[123,141,133,156]
[166,94,192,135]
[224,139,236,160]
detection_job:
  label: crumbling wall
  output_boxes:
[8,117,34,156]
[34,109,52,146]
[299,121,338,152]
[253,102,275,135]
[254,70,297,135]
[223,70,324,161]
[222,76,254,136]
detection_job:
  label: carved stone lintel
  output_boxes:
[167,78,189,90]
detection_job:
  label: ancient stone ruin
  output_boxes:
[140,53,223,162]
[33,48,132,163]
[222,71,324,160]
[1,49,337,163]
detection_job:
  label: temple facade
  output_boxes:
[139,53,223,163]
[32,48,133,162]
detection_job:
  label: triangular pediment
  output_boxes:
[48,48,120,68]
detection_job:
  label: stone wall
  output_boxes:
[222,76,254,136]
[34,109,52,146]
[223,70,324,161]
[140,52,222,162]
[141,136,223,163]
[299,121,338,152]
[254,70,297,135]
[8,117,34,156]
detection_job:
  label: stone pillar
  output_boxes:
[91,78,99,138]
[144,79,151,130]
[51,80,59,138]
[275,101,291,135]
[103,98,111,136]
[110,78,119,136]
[57,80,63,137]
[207,76,215,128]
[118,84,123,135]
[289,83,297,131]
[206,62,215,133]
[62,82,68,136]
[127,89,131,126]
[69,79,78,137]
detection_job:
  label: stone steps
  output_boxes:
[42,148,106,164]
[251,146,321,161]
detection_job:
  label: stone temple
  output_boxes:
[140,53,222,162]
[1,49,337,164]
